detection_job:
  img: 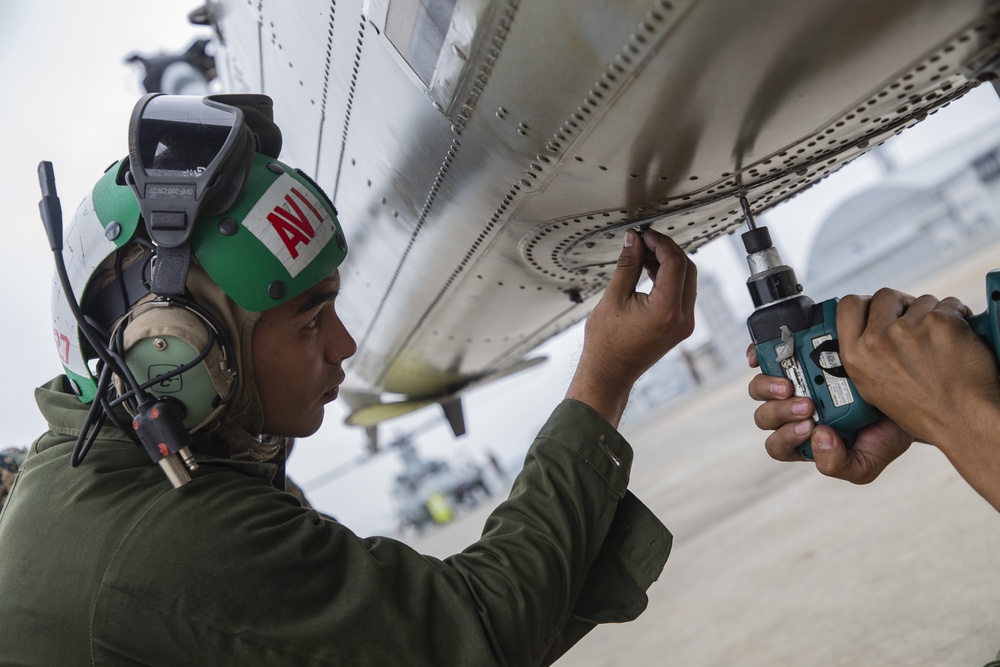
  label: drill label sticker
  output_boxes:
[242,173,336,278]
[812,334,854,407]
[778,357,819,427]
[779,358,812,400]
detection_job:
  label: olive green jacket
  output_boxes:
[0,377,671,666]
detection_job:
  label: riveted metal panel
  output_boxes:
[206,0,1000,406]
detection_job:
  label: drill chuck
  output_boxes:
[742,227,803,309]
[741,226,773,254]
[746,266,803,309]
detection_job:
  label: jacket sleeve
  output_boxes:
[448,399,672,664]
[539,489,672,664]
[91,399,671,666]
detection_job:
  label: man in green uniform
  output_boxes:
[0,93,696,665]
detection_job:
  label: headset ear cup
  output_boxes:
[125,335,217,428]
[120,304,225,430]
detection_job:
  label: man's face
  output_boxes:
[252,271,356,437]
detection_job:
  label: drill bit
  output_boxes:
[739,194,757,230]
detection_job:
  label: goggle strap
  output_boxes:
[149,242,191,297]
[208,94,282,159]
[85,255,152,333]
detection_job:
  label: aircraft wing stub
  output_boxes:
[344,356,547,431]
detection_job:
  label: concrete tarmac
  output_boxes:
[409,240,1000,667]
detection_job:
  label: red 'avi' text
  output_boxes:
[266,187,325,260]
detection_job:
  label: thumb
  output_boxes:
[604,229,644,304]
[811,427,847,474]
[812,426,878,484]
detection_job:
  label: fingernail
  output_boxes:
[624,229,636,248]
[791,399,811,416]
[794,420,813,436]
[813,429,834,451]
[769,381,788,398]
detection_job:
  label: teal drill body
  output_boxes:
[742,208,1000,459]
[966,270,1000,358]
[748,292,880,459]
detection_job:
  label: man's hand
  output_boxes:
[837,289,999,446]
[567,228,697,427]
[836,289,1000,510]
[747,351,911,484]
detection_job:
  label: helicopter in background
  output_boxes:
[390,432,494,534]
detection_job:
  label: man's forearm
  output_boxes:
[933,399,1000,512]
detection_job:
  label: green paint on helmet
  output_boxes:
[193,153,348,312]
[91,160,140,248]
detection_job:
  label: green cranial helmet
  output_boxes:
[51,94,348,409]
[192,151,349,311]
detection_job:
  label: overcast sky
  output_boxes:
[3,2,1000,535]
[0,1,211,442]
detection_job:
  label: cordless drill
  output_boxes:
[741,196,880,459]
[742,196,1000,458]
